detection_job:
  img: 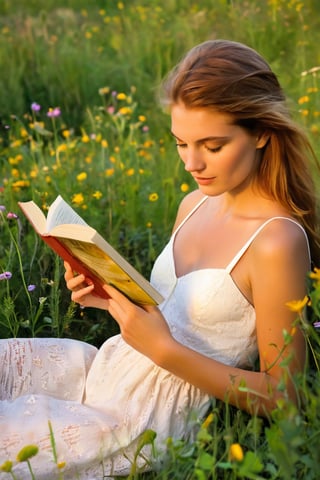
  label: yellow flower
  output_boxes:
[92,190,102,199]
[99,86,110,95]
[10,139,22,148]
[148,193,159,202]
[117,92,127,100]
[146,221,152,228]
[105,168,115,177]
[126,168,135,176]
[62,129,71,138]
[118,106,132,115]
[201,412,214,429]
[20,128,28,138]
[57,143,67,153]
[82,134,90,143]
[180,183,190,193]
[229,443,244,462]
[0,460,13,472]
[138,115,146,122]
[85,156,92,164]
[298,95,310,104]
[72,193,84,205]
[101,139,108,148]
[76,172,87,182]
[117,1,124,9]
[310,267,320,282]
[285,295,310,313]
[17,445,39,462]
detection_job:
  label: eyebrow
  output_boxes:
[170,131,231,144]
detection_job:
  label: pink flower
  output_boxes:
[47,107,61,118]
[0,271,12,280]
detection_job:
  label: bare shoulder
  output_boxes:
[255,218,308,256]
[172,189,205,232]
[250,217,310,276]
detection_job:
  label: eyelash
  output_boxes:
[175,143,222,154]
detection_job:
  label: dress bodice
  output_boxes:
[150,195,310,369]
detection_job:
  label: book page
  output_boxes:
[46,196,88,232]
[60,237,158,305]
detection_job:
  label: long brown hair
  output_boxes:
[161,39,320,266]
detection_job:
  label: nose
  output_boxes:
[182,148,206,173]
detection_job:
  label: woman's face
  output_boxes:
[171,103,265,197]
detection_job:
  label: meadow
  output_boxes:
[0,0,320,478]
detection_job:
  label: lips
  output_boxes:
[193,176,216,185]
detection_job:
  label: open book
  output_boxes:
[18,196,164,306]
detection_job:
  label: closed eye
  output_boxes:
[175,143,187,149]
[205,145,223,153]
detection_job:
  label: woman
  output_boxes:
[1,39,319,479]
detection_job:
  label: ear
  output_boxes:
[256,131,270,149]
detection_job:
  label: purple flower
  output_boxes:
[31,102,41,112]
[142,125,149,132]
[0,271,12,280]
[313,321,320,328]
[27,284,36,292]
[47,107,61,118]
[0,205,5,212]
[7,212,18,219]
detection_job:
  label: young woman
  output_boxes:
[1,39,319,479]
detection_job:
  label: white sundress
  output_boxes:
[0,196,309,479]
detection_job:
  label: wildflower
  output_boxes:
[0,205,5,211]
[313,322,320,328]
[229,443,244,462]
[117,92,127,100]
[76,172,87,182]
[47,107,61,118]
[118,106,132,116]
[146,221,152,228]
[17,445,39,462]
[310,267,320,282]
[148,193,159,202]
[92,191,103,199]
[126,168,135,176]
[298,95,310,104]
[105,168,115,177]
[57,461,66,469]
[101,139,108,148]
[285,295,310,313]
[201,412,214,429]
[0,272,12,280]
[72,193,84,206]
[107,106,115,114]
[31,102,41,112]
[180,183,189,193]
[62,129,71,138]
[98,86,110,95]
[82,134,90,143]
[117,2,124,9]
[7,212,18,219]
[27,284,36,292]
[0,460,13,472]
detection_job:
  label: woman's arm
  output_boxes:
[65,218,309,417]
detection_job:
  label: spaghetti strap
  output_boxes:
[172,195,208,238]
[226,216,311,273]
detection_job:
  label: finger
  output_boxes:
[66,273,87,291]
[71,284,95,304]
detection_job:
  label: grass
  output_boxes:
[1,0,320,478]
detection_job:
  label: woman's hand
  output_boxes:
[64,262,110,310]
[102,282,174,364]
[64,262,174,364]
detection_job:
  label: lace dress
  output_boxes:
[1,196,306,479]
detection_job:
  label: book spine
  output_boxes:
[42,235,110,300]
